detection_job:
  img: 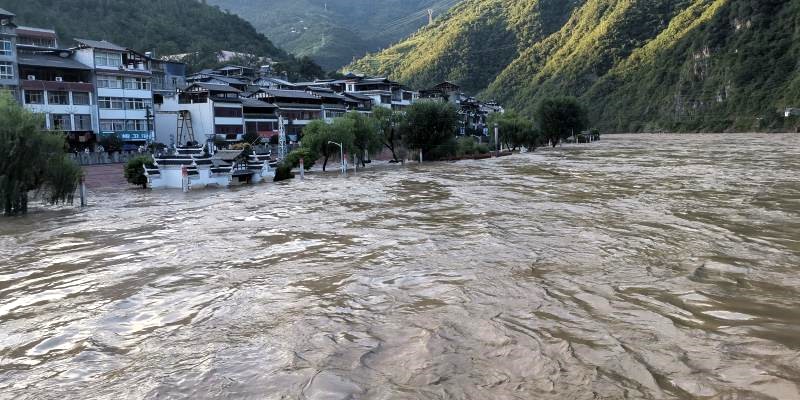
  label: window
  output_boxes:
[0,39,11,56]
[48,91,69,105]
[100,119,125,131]
[125,98,151,110]
[94,51,123,67]
[0,62,13,80]
[215,125,243,135]
[72,92,91,105]
[99,97,124,109]
[126,119,147,131]
[74,114,92,131]
[51,114,72,131]
[24,90,44,104]
[98,76,123,89]
[124,77,150,90]
[214,107,243,118]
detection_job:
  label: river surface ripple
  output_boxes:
[1,133,799,399]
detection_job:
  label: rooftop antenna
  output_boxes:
[428,9,434,25]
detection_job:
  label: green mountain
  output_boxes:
[206,0,461,70]
[2,0,324,78]
[350,0,800,132]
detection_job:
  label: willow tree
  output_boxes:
[344,111,381,167]
[0,92,81,215]
[372,106,403,162]
[535,97,588,147]
[300,119,355,172]
[400,101,459,161]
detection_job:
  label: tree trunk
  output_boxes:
[384,142,398,162]
[322,155,328,172]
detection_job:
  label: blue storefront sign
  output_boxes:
[100,131,151,141]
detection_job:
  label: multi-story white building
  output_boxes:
[0,8,18,98]
[73,39,154,148]
[155,83,247,147]
[16,26,98,149]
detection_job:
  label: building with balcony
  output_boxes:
[151,58,187,98]
[17,50,97,147]
[155,83,246,146]
[15,26,57,48]
[73,38,155,147]
[241,97,279,141]
[0,8,18,98]
[249,89,324,140]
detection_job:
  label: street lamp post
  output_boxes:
[145,105,154,146]
[494,123,499,154]
[328,141,345,174]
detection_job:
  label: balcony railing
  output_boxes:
[244,113,276,120]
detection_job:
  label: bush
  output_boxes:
[476,143,491,154]
[99,133,123,153]
[457,137,477,156]
[273,163,294,182]
[284,147,317,170]
[124,155,154,188]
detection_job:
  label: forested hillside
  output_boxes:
[207,0,460,70]
[350,0,800,132]
[3,0,324,78]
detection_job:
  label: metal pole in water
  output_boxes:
[79,175,87,207]
[182,165,188,193]
[299,157,304,181]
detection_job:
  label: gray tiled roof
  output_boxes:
[17,53,90,70]
[262,89,318,100]
[240,97,276,108]
[192,82,242,93]
[74,38,127,52]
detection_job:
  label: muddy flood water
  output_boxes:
[1,133,799,399]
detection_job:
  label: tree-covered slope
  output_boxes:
[351,0,800,132]
[207,0,460,70]
[3,0,288,68]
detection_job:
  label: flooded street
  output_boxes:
[1,133,799,399]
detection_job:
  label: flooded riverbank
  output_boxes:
[1,133,799,399]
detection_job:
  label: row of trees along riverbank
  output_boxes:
[0,93,81,216]
[274,96,592,181]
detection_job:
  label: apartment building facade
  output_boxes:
[0,8,18,98]
[73,39,155,147]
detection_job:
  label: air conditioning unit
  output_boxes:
[27,75,36,81]
[55,76,63,82]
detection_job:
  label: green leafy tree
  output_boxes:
[300,119,355,171]
[344,111,381,167]
[0,93,81,215]
[124,155,155,189]
[372,107,403,162]
[400,101,459,161]
[490,112,540,151]
[100,133,123,153]
[535,97,588,147]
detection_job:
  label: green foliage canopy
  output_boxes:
[124,155,154,189]
[301,119,355,171]
[400,101,459,160]
[535,97,588,147]
[0,93,81,215]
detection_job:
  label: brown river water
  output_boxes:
[1,133,799,399]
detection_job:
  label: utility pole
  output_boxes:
[278,116,287,161]
[428,9,434,25]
